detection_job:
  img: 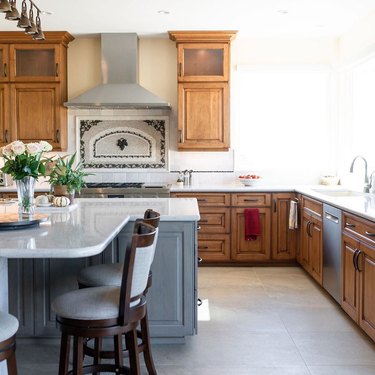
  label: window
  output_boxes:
[234,66,332,181]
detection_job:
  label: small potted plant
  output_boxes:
[48,153,91,203]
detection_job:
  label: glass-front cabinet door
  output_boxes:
[0,44,9,82]
[177,43,229,82]
[9,44,60,82]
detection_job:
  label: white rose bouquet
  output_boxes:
[0,140,53,180]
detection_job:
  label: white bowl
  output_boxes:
[239,178,262,186]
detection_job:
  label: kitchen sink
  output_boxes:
[312,189,364,197]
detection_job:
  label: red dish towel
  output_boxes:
[244,208,261,241]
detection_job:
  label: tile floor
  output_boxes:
[16,267,375,374]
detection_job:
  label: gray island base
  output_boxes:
[0,198,199,375]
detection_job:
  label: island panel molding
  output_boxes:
[78,116,169,170]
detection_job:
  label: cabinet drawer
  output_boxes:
[198,207,230,233]
[302,196,322,219]
[343,212,375,246]
[172,192,230,206]
[198,234,230,262]
[231,193,271,207]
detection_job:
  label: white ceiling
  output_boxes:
[2,0,375,38]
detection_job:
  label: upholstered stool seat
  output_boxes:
[0,311,19,375]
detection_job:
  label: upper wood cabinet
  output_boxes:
[9,44,61,82]
[169,31,237,151]
[0,44,9,82]
[176,43,229,82]
[178,82,229,150]
[0,32,74,150]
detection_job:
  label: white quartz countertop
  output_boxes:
[0,183,50,193]
[171,183,375,223]
[0,198,200,258]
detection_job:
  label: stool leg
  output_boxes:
[140,311,157,375]
[114,334,123,367]
[73,336,84,375]
[93,337,102,375]
[6,350,17,375]
[125,329,141,375]
[59,333,70,375]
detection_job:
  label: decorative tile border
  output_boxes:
[77,115,169,170]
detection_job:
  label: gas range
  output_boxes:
[79,182,171,198]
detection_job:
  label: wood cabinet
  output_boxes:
[342,212,375,341]
[169,31,237,151]
[178,82,229,150]
[0,32,73,150]
[299,195,323,285]
[271,193,298,260]
[0,83,10,146]
[231,206,271,262]
[172,192,231,262]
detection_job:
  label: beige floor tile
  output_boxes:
[279,305,356,333]
[308,365,375,375]
[291,331,375,365]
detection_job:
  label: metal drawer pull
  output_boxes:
[179,62,182,77]
[365,231,375,237]
[56,129,60,143]
[199,219,208,223]
[4,129,8,143]
[56,63,59,77]
[345,222,355,228]
[197,199,207,202]
[244,199,259,202]
[325,213,339,224]
[198,246,209,250]
[3,63,7,77]
[353,249,359,270]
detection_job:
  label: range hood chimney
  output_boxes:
[65,33,171,109]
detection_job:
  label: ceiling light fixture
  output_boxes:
[0,0,46,40]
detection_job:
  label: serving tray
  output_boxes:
[0,213,49,230]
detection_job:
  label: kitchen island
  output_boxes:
[0,198,199,374]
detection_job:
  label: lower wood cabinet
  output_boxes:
[231,207,271,262]
[342,213,375,341]
[172,191,297,264]
[299,196,323,285]
[271,193,298,260]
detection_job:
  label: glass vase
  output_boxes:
[16,176,36,215]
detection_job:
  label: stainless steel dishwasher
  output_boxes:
[322,203,342,303]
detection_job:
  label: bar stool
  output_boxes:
[0,311,19,375]
[77,209,160,374]
[52,220,157,375]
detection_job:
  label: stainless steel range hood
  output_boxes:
[65,33,171,109]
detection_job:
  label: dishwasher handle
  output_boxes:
[325,212,339,224]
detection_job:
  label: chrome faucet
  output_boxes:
[370,171,375,194]
[349,155,370,193]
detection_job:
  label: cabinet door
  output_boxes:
[10,82,62,148]
[300,213,311,270]
[198,207,230,234]
[178,82,229,151]
[231,207,271,262]
[0,44,9,82]
[358,242,375,341]
[9,44,60,82]
[0,83,10,146]
[271,193,298,260]
[177,43,229,82]
[341,233,360,322]
[310,219,323,285]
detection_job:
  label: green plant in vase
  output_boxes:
[48,153,91,202]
